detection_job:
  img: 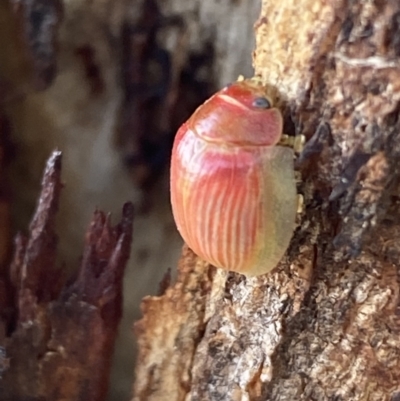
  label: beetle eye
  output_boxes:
[253,97,271,109]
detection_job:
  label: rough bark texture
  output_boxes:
[0,152,134,401]
[133,1,400,401]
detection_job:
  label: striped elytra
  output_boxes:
[170,78,297,276]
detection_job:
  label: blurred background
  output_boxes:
[0,0,260,399]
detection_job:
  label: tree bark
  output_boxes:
[0,152,134,400]
[133,1,400,400]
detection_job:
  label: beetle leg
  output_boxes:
[297,194,304,214]
[279,134,306,154]
[294,134,306,153]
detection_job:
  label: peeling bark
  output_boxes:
[133,2,400,401]
[1,152,134,401]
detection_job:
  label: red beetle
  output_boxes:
[170,77,297,276]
